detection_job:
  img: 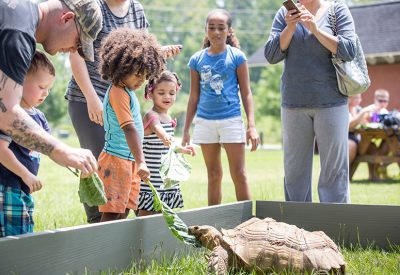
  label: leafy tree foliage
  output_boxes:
[254,64,283,118]
[35,0,378,124]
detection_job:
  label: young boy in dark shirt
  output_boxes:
[0,51,55,237]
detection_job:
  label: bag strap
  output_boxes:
[328,2,337,36]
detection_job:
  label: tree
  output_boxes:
[36,0,377,127]
[253,64,282,118]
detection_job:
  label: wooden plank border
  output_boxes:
[256,200,400,250]
[0,201,252,275]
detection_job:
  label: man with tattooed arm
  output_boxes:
[0,0,102,176]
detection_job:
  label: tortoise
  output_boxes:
[188,217,346,274]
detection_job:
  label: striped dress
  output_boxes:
[138,121,184,211]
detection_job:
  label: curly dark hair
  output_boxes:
[144,70,182,99]
[99,28,166,86]
[202,9,240,49]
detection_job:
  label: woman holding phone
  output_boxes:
[264,0,357,203]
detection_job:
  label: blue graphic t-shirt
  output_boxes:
[188,45,247,120]
[0,108,50,194]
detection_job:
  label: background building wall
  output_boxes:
[362,64,400,110]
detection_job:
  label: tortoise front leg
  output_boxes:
[208,246,229,275]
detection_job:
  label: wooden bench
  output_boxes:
[350,128,400,180]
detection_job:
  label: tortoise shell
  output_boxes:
[220,217,346,273]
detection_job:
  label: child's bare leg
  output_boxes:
[201,144,223,206]
[119,209,130,219]
[137,209,159,216]
[224,143,251,201]
[101,212,120,222]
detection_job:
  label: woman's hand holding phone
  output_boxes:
[283,0,301,31]
[283,0,301,14]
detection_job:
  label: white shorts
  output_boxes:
[192,116,246,144]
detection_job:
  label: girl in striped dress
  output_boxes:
[137,71,195,216]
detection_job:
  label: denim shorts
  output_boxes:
[192,116,246,144]
[0,185,34,237]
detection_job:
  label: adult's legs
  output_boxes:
[348,139,358,165]
[314,104,350,203]
[281,107,315,202]
[68,101,105,223]
[223,143,250,201]
[367,141,389,180]
[201,144,223,205]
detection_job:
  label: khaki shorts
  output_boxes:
[98,152,140,213]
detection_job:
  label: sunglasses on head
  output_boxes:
[74,18,85,59]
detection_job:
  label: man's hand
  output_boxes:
[161,45,183,59]
[49,144,97,177]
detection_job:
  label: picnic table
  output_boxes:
[349,127,400,180]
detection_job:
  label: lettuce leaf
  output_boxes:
[145,179,200,247]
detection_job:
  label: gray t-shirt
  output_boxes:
[65,0,149,102]
[0,0,38,85]
[265,2,356,108]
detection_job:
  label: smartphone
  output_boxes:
[283,0,300,14]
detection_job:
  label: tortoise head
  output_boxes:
[188,225,222,250]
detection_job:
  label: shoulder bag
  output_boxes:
[328,2,371,96]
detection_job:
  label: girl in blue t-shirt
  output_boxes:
[182,9,259,206]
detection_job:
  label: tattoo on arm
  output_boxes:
[0,73,9,112]
[0,98,6,112]
[0,72,18,113]
[0,72,9,90]
[6,118,54,155]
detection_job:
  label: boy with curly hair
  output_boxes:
[97,28,165,222]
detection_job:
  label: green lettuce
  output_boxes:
[78,172,107,207]
[160,147,191,189]
[145,179,200,247]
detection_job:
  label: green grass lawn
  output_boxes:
[32,134,400,274]
[33,141,400,230]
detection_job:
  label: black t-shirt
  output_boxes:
[0,0,39,85]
